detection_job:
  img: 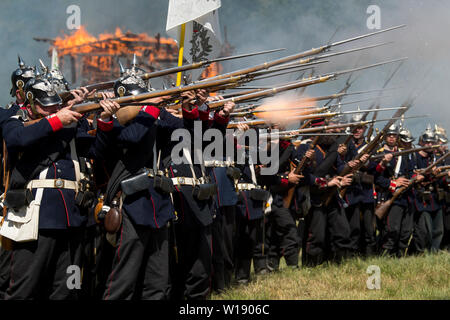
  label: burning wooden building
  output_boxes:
[34,26,230,87]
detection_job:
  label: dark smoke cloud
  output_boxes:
[0,0,448,139]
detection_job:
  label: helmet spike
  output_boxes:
[18,55,25,68]
[34,65,41,78]
[131,54,138,69]
[118,60,125,75]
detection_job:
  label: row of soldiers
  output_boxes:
[0,55,449,301]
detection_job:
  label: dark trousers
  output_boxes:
[267,206,299,269]
[211,206,235,292]
[80,225,115,300]
[234,215,267,281]
[381,205,413,256]
[103,213,170,300]
[345,203,377,254]
[442,205,450,250]
[170,212,212,300]
[302,204,351,267]
[0,246,11,300]
[5,229,83,300]
[413,209,444,253]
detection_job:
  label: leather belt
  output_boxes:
[27,179,78,190]
[204,160,235,167]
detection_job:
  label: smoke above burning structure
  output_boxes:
[0,0,448,138]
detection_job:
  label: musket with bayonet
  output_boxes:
[58,48,287,101]
[206,58,407,110]
[197,25,405,83]
[370,145,442,161]
[113,58,405,125]
[374,151,450,219]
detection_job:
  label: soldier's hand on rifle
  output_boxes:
[288,169,303,185]
[416,174,425,183]
[340,174,354,187]
[66,88,88,108]
[338,144,347,156]
[382,153,393,164]
[348,160,360,169]
[99,91,115,99]
[305,149,315,160]
[165,107,182,118]
[181,90,196,110]
[432,166,441,176]
[196,89,210,106]
[99,99,120,120]
[56,105,82,126]
[237,123,250,132]
[327,176,342,188]
[219,101,235,118]
[360,153,370,163]
[395,177,410,188]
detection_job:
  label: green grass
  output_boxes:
[212,251,450,300]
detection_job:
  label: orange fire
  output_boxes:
[252,94,317,125]
[51,25,219,85]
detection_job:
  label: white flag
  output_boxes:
[166,0,221,31]
[166,0,223,79]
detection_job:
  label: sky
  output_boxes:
[0,0,448,139]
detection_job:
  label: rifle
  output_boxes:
[58,48,287,101]
[24,74,249,127]
[198,25,405,83]
[206,58,406,110]
[283,136,320,209]
[370,145,442,161]
[324,102,412,206]
[374,152,450,219]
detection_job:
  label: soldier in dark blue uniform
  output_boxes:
[232,124,271,283]
[263,123,303,271]
[1,69,118,300]
[433,126,450,251]
[296,118,353,267]
[0,56,36,300]
[201,96,239,293]
[96,59,177,300]
[374,124,414,257]
[410,126,444,254]
[338,112,377,256]
[167,89,234,300]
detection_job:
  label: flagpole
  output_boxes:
[176,23,186,86]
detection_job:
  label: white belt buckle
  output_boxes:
[178,177,185,185]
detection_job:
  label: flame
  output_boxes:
[252,94,317,124]
[51,25,179,84]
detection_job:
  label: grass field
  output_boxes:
[212,251,450,300]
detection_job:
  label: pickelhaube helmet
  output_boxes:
[39,59,70,94]
[433,124,448,144]
[386,123,399,136]
[113,54,149,97]
[399,127,414,143]
[419,124,437,144]
[24,67,62,112]
[10,55,36,97]
[327,102,347,124]
[350,106,364,123]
